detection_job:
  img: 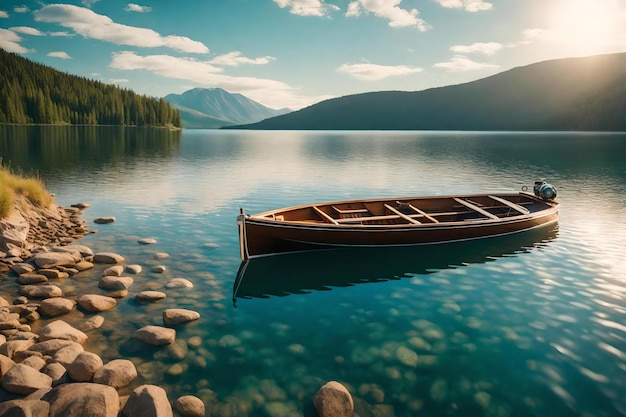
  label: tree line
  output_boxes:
[0,48,181,128]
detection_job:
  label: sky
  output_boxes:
[1,0,625,110]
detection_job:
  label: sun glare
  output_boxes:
[546,0,626,56]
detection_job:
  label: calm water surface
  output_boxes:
[1,126,625,417]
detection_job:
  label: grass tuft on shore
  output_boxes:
[0,161,53,218]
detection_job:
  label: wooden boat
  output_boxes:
[237,181,559,260]
[233,225,558,305]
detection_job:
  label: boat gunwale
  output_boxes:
[245,192,558,230]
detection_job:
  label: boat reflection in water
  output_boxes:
[233,224,558,305]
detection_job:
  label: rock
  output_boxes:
[121,385,173,417]
[10,263,35,275]
[0,399,50,417]
[98,276,134,291]
[74,260,94,271]
[93,252,124,264]
[102,265,124,277]
[39,320,87,344]
[51,342,84,367]
[43,362,68,384]
[165,278,193,289]
[42,382,119,417]
[174,395,205,417]
[135,291,166,302]
[71,202,91,209]
[153,253,169,260]
[151,265,166,273]
[17,273,48,285]
[0,354,15,378]
[132,326,176,346]
[126,264,142,274]
[39,298,75,317]
[93,359,137,389]
[0,339,35,359]
[54,244,94,257]
[0,318,21,330]
[138,238,157,245]
[0,363,53,394]
[77,294,117,312]
[33,251,79,269]
[163,309,200,326]
[67,351,103,382]
[19,285,63,299]
[203,242,219,249]
[29,339,76,356]
[21,355,47,371]
[93,217,116,224]
[37,269,70,279]
[314,381,354,417]
[75,315,105,332]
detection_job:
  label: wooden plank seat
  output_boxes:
[488,195,530,215]
[453,198,499,220]
[313,206,339,224]
[384,204,421,224]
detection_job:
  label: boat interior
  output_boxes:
[261,194,549,226]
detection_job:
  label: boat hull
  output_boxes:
[238,192,559,259]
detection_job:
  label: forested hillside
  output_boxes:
[0,48,181,128]
[233,52,626,132]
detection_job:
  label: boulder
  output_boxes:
[42,382,119,417]
[75,315,105,333]
[93,359,137,388]
[10,263,35,275]
[74,260,94,271]
[39,298,75,317]
[51,342,84,367]
[102,265,124,277]
[67,352,103,382]
[313,381,354,417]
[0,399,49,417]
[71,202,91,209]
[39,320,87,344]
[0,354,15,378]
[29,339,76,356]
[0,363,53,395]
[98,276,134,291]
[55,244,94,257]
[165,278,193,289]
[151,265,167,273]
[17,273,48,285]
[19,285,63,298]
[43,362,68,385]
[163,309,200,326]
[0,339,35,359]
[21,355,47,371]
[33,251,79,269]
[121,385,173,417]
[174,395,205,417]
[138,238,157,245]
[126,264,142,274]
[135,291,166,302]
[132,326,175,346]
[37,269,70,279]
[77,294,116,312]
[93,217,116,224]
[93,252,124,264]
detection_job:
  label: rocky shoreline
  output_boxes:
[0,197,353,417]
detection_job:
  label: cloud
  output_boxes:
[435,0,493,12]
[450,42,502,55]
[0,28,32,53]
[34,4,209,54]
[346,0,429,30]
[110,78,129,83]
[82,0,100,7]
[433,56,499,72]
[273,0,339,17]
[14,6,30,13]
[209,51,276,66]
[48,51,72,59]
[0,10,8,18]
[109,51,328,109]
[49,31,75,37]
[10,26,45,36]
[124,3,152,13]
[337,62,423,80]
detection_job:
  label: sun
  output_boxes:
[545,0,626,56]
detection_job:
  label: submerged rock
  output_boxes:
[77,294,117,312]
[135,291,166,302]
[174,395,205,417]
[163,309,200,326]
[132,326,176,346]
[93,217,116,224]
[314,381,354,417]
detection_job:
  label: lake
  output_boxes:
[1,126,625,417]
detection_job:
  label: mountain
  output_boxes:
[231,52,626,132]
[164,88,290,128]
[0,48,181,128]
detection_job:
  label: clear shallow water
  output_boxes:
[1,126,625,417]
